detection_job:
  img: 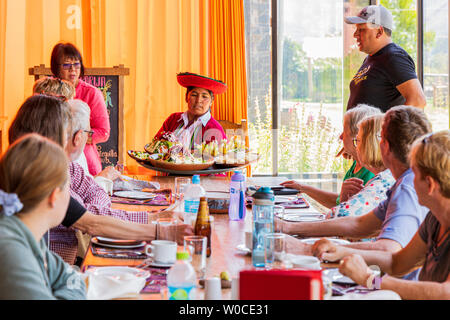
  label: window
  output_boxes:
[278,0,346,176]
[423,0,449,131]
[244,0,273,175]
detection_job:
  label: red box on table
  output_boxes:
[239,269,323,300]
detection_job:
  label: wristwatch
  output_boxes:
[365,271,383,290]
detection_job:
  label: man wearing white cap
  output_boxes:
[345,5,426,112]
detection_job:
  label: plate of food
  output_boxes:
[127,150,152,163]
[143,133,215,171]
[147,153,215,171]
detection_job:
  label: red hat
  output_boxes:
[177,72,227,95]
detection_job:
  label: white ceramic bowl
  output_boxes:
[290,255,321,270]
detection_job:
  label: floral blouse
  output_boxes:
[328,169,395,219]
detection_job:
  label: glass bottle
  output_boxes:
[194,197,212,257]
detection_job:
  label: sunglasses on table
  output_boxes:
[60,62,81,70]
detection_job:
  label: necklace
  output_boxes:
[432,225,450,261]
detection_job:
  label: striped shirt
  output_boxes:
[49,162,148,264]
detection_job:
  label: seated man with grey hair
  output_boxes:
[50,99,159,264]
[69,99,120,191]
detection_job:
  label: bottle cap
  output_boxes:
[192,175,200,184]
[252,186,274,205]
[176,251,190,260]
[231,171,245,182]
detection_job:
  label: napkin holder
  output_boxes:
[239,269,323,300]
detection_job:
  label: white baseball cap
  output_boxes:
[345,5,393,30]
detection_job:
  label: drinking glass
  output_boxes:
[156,217,177,242]
[273,205,285,233]
[264,233,286,269]
[184,235,207,280]
[175,177,191,200]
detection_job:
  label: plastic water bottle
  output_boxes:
[183,175,206,226]
[228,171,246,221]
[251,187,275,267]
[167,251,197,300]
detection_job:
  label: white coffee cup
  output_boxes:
[145,240,177,264]
[290,255,321,270]
[204,277,222,300]
[95,176,113,196]
[244,230,253,250]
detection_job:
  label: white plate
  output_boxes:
[91,237,146,249]
[274,195,296,204]
[236,244,252,255]
[298,237,351,245]
[323,268,356,284]
[86,266,150,279]
[282,215,325,222]
[144,258,174,268]
[113,191,156,200]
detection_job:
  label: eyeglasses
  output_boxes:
[83,130,94,137]
[60,62,81,70]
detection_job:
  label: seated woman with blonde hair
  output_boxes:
[281,104,381,208]
[334,130,450,299]
[0,134,86,299]
[33,76,75,100]
[328,114,395,218]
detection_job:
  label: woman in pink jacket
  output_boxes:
[51,43,110,176]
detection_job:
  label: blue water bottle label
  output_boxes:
[184,199,200,214]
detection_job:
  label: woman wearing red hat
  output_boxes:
[154,72,227,151]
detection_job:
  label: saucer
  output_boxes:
[144,258,174,268]
[236,244,251,255]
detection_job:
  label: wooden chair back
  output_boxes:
[217,119,249,148]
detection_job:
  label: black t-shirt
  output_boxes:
[61,196,87,227]
[43,196,86,246]
[347,43,418,112]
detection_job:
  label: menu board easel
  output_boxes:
[29,64,129,168]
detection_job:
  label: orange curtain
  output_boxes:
[209,0,248,124]
[0,0,209,174]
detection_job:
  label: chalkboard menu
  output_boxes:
[81,75,119,168]
[29,65,130,169]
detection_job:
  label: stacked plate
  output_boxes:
[91,237,146,249]
[113,191,156,200]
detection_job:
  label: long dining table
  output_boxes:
[80,175,337,300]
